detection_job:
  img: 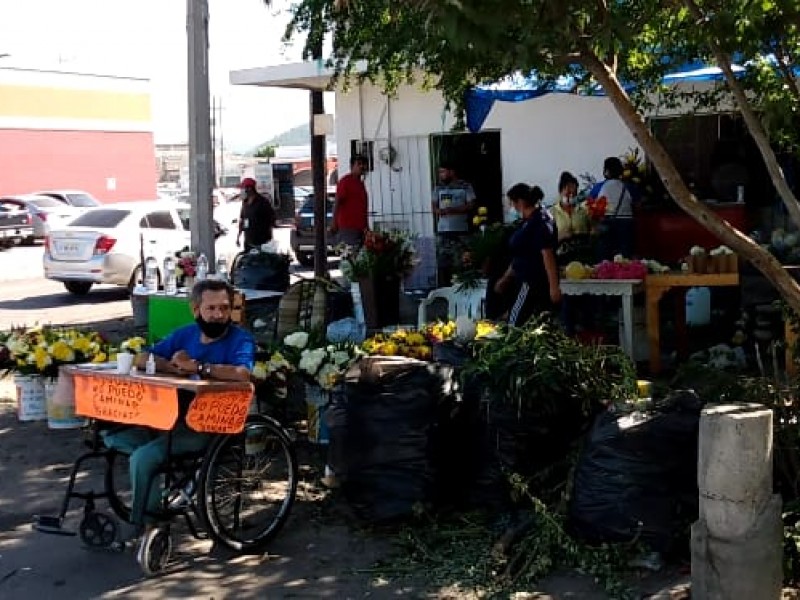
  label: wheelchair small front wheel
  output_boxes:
[79,511,118,550]
[137,527,172,576]
[198,416,298,554]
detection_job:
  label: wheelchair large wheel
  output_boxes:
[198,415,297,553]
[105,450,133,523]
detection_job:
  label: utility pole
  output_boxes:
[187,0,215,266]
[310,33,327,279]
[211,95,217,186]
[219,97,225,187]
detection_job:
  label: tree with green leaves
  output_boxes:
[254,143,277,159]
[277,0,800,310]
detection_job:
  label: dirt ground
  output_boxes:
[0,316,695,599]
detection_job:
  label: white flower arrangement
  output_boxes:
[689,245,706,256]
[296,343,361,390]
[284,331,309,349]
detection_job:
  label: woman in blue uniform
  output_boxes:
[494,183,561,326]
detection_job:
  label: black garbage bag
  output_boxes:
[568,391,702,552]
[327,357,441,524]
[230,251,290,291]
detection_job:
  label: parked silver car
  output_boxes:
[44,202,235,295]
[0,194,80,243]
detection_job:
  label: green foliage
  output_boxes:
[462,317,637,417]
[253,143,277,158]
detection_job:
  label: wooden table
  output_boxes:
[560,279,644,362]
[67,364,254,433]
[645,272,740,374]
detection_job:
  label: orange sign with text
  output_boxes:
[73,372,179,430]
[185,388,253,434]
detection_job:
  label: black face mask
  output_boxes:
[195,316,231,339]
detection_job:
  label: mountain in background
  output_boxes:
[251,122,334,154]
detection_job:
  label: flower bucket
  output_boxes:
[305,383,330,445]
[46,371,86,430]
[357,275,400,329]
[15,374,46,422]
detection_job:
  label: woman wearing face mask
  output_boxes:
[551,171,591,265]
[494,183,561,326]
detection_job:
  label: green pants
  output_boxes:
[103,424,210,525]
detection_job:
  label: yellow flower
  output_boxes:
[478,206,488,216]
[252,362,268,380]
[406,332,425,346]
[91,352,108,363]
[50,340,75,363]
[382,341,398,356]
[73,336,92,354]
[34,346,52,371]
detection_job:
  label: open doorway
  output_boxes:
[429,131,503,224]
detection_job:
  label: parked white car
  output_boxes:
[32,189,102,209]
[43,202,233,295]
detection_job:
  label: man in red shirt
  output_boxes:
[330,154,369,249]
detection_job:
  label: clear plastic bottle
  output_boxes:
[196,253,209,281]
[163,255,177,295]
[215,255,228,281]
[145,353,156,375]
[144,256,158,293]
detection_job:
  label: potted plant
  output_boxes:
[340,230,416,329]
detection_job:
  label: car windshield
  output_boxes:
[68,209,129,228]
[65,193,101,207]
[30,197,67,208]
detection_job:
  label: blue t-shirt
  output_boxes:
[509,208,557,286]
[150,323,255,372]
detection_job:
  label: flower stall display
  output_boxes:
[685,245,738,274]
[592,256,649,280]
[341,230,417,328]
[118,336,147,355]
[0,326,111,423]
[454,221,515,290]
[251,349,294,415]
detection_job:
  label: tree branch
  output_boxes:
[682,0,800,231]
[580,47,800,314]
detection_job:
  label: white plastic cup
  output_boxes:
[117,352,135,374]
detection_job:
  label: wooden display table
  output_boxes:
[68,364,254,433]
[560,279,644,362]
[646,272,740,374]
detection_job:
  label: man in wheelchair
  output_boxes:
[103,279,255,550]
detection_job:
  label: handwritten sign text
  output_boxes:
[185,389,252,434]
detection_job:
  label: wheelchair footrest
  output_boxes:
[33,515,76,537]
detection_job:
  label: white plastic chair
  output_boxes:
[417,282,487,328]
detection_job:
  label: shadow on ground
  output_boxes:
[0,288,129,312]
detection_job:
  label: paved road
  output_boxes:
[0,230,300,331]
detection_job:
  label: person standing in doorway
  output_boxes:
[431,160,477,286]
[237,177,277,251]
[330,154,369,250]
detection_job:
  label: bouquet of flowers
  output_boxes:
[584,196,608,222]
[455,221,515,290]
[252,349,294,399]
[118,336,147,355]
[281,331,361,390]
[174,248,197,280]
[362,327,433,360]
[1,326,110,377]
[340,230,416,280]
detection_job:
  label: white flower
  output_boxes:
[331,350,352,367]
[299,348,326,375]
[284,331,309,349]
[316,363,340,390]
[690,245,706,256]
[253,318,267,329]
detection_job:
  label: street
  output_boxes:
[0,229,299,331]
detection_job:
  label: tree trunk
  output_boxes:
[581,51,800,314]
[681,0,800,231]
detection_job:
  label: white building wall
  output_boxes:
[335,82,639,201]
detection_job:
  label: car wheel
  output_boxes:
[64,281,93,295]
[297,252,314,267]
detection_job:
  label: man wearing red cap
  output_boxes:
[237,177,276,251]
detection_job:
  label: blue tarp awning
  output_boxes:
[465,63,746,132]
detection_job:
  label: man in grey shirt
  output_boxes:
[431,161,477,285]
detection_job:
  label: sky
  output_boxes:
[0,0,332,151]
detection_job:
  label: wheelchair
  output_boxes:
[33,412,298,576]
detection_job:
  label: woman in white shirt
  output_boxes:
[594,157,635,260]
